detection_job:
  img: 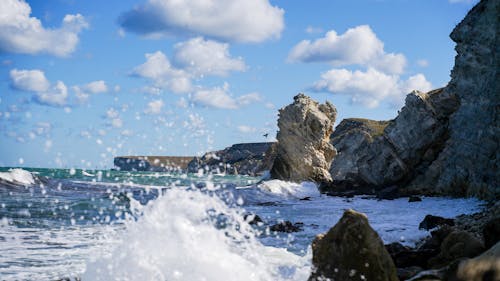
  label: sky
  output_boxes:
[0,0,479,169]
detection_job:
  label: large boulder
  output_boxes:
[309,209,398,281]
[187,142,276,176]
[428,230,485,268]
[456,241,500,281]
[271,93,337,182]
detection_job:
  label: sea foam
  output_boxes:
[0,168,36,186]
[82,187,310,281]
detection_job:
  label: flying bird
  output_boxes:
[263,133,269,138]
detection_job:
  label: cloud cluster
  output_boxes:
[119,0,284,43]
[192,83,263,110]
[133,38,262,110]
[9,68,108,107]
[289,25,432,108]
[313,68,432,108]
[288,25,406,75]
[0,0,88,57]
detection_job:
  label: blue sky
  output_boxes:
[0,0,478,169]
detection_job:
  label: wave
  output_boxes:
[256,180,320,199]
[0,168,39,187]
[82,187,310,281]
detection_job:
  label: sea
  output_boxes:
[0,167,485,281]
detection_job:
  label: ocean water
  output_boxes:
[0,167,485,281]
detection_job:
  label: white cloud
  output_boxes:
[111,118,123,128]
[237,92,262,106]
[133,51,192,94]
[9,69,50,92]
[313,68,432,108]
[119,0,284,43]
[173,37,246,76]
[83,80,108,94]
[305,26,323,34]
[417,59,429,67]
[288,25,406,74]
[192,83,262,109]
[0,0,88,57]
[34,81,69,107]
[176,97,188,108]
[192,83,238,109]
[106,108,120,119]
[145,99,164,114]
[237,125,257,133]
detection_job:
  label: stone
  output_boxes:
[114,156,193,172]
[187,142,276,176]
[456,241,500,281]
[243,213,263,225]
[269,221,303,233]
[386,242,435,268]
[309,209,398,281]
[483,217,500,249]
[271,93,337,183]
[409,196,423,202]
[428,230,485,268]
[419,215,455,230]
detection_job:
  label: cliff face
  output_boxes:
[327,89,456,193]
[325,0,499,199]
[271,93,337,183]
[186,142,276,176]
[405,0,499,198]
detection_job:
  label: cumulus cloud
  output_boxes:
[313,68,432,108]
[0,0,88,57]
[132,51,192,94]
[145,99,164,114]
[288,25,406,74]
[119,0,284,43]
[173,37,246,76]
[73,80,109,104]
[237,125,257,133]
[10,69,50,92]
[192,83,262,109]
[417,59,429,67]
[34,81,69,107]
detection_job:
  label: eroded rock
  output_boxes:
[271,93,337,182]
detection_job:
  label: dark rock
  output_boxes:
[243,213,263,225]
[397,266,423,280]
[456,241,500,281]
[187,142,276,176]
[270,221,303,233]
[419,225,454,252]
[271,93,337,183]
[386,242,436,268]
[428,230,485,268]
[309,209,398,281]
[483,218,500,249]
[299,196,311,201]
[114,156,193,172]
[376,185,401,200]
[419,215,455,230]
[409,196,423,202]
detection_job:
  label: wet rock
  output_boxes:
[386,242,435,268]
[397,266,423,280]
[299,196,311,201]
[271,93,337,183]
[483,217,500,249]
[270,221,303,233]
[243,213,263,225]
[428,230,485,268]
[456,241,500,281]
[309,209,398,281]
[409,196,422,202]
[419,215,455,230]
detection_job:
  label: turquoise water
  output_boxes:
[0,167,485,280]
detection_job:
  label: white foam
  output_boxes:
[257,180,320,199]
[0,168,36,186]
[83,188,309,281]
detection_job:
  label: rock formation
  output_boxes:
[405,0,499,199]
[323,0,499,200]
[309,209,398,281]
[271,93,337,183]
[187,142,276,176]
